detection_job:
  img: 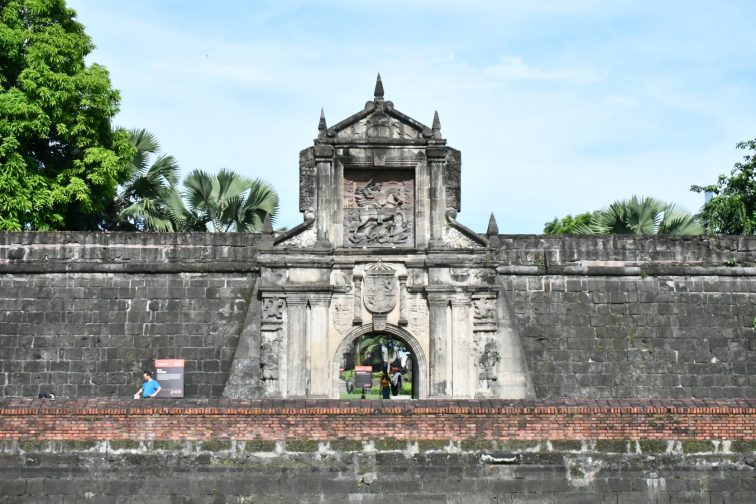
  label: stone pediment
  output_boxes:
[319,75,442,145]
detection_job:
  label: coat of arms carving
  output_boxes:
[363,262,397,314]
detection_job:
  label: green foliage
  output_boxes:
[543,212,594,234]
[546,196,702,236]
[108,129,181,231]
[0,0,134,230]
[691,138,756,235]
[181,168,279,232]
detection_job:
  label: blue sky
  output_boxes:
[66,0,756,233]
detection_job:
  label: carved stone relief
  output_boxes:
[472,294,497,332]
[478,339,500,387]
[299,149,316,213]
[277,222,316,248]
[332,296,353,335]
[344,169,414,247]
[442,225,479,249]
[408,299,429,339]
[261,331,282,382]
[363,262,396,330]
[262,297,285,322]
[336,114,421,142]
[445,149,461,211]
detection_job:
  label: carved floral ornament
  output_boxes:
[262,297,285,323]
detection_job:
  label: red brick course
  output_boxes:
[1,398,754,441]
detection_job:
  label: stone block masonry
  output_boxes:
[0,398,755,503]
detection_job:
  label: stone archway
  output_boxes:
[332,323,428,399]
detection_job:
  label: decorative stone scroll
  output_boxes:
[262,297,285,322]
[343,169,414,247]
[363,262,396,330]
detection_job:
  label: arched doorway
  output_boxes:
[332,323,427,399]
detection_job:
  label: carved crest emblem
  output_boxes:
[363,262,396,314]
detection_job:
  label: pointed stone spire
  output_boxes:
[374,73,384,99]
[318,108,327,131]
[262,213,273,234]
[487,212,500,248]
[432,111,441,132]
[487,212,499,235]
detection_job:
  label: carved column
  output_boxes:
[285,294,308,397]
[472,292,499,396]
[398,274,408,326]
[307,293,332,397]
[428,293,450,397]
[352,273,363,325]
[427,147,447,247]
[260,295,286,397]
[314,145,334,246]
[450,295,473,398]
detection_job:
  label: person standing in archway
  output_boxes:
[380,371,391,399]
[390,367,402,396]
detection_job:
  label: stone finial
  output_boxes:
[487,213,499,236]
[374,73,384,99]
[432,111,441,132]
[318,108,327,131]
[262,213,273,234]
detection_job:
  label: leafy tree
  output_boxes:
[545,196,702,235]
[0,0,134,230]
[107,129,180,231]
[544,212,594,234]
[181,168,279,232]
[691,138,756,235]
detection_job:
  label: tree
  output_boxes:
[691,138,756,235]
[0,0,134,230]
[545,196,702,235]
[111,129,180,231]
[544,212,594,234]
[181,168,279,232]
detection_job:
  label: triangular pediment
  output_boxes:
[327,101,432,143]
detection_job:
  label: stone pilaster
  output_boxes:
[398,274,408,326]
[427,147,447,248]
[260,294,286,397]
[314,145,334,247]
[352,273,363,325]
[450,295,474,398]
[285,294,309,397]
[428,293,450,397]
[307,293,332,397]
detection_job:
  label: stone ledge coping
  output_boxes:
[1,398,754,416]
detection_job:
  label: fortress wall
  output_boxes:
[0,233,259,398]
[0,232,755,400]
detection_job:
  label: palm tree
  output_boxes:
[577,196,702,235]
[115,129,180,231]
[182,168,279,232]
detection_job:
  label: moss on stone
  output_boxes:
[417,440,449,451]
[374,438,407,451]
[200,440,232,452]
[731,440,756,453]
[594,440,628,453]
[61,440,97,450]
[329,439,363,452]
[19,440,50,452]
[109,440,141,450]
[497,440,540,451]
[680,440,712,453]
[570,466,586,479]
[152,440,184,450]
[460,439,494,451]
[285,440,319,452]
[550,440,582,451]
[639,440,668,454]
[244,440,277,452]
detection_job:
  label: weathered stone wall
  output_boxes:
[0,233,259,398]
[1,399,755,503]
[1,232,755,400]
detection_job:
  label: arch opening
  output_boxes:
[332,324,427,400]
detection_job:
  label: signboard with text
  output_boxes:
[154,359,185,398]
[354,365,373,388]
